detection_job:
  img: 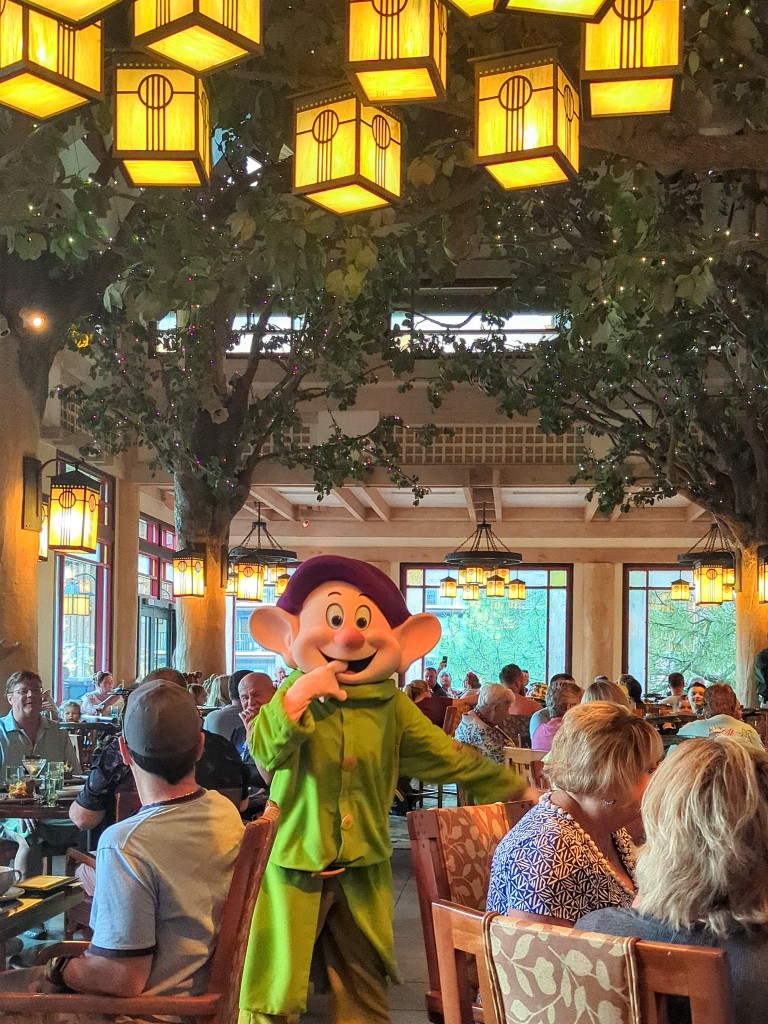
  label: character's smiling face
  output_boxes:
[289,582,404,685]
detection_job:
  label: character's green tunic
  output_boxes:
[238,674,526,1018]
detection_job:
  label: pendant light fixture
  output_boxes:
[48,466,100,553]
[439,575,458,599]
[444,504,522,578]
[173,545,206,597]
[677,522,735,608]
[668,577,691,602]
[507,577,527,601]
[229,504,297,602]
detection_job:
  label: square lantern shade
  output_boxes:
[693,562,724,606]
[668,577,690,601]
[458,566,483,586]
[48,468,100,553]
[475,48,579,191]
[133,0,261,73]
[347,0,447,103]
[485,574,505,598]
[507,577,526,600]
[759,546,768,605]
[23,0,120,24]
[234,560,264,601]
[581,0,683,117]
[294,89,401,215]
[462,583,479,601]
[114,64,210,187]
[0,2,102,119]
[173,546,206,597]
[440,575,457,599]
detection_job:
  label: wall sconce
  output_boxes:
[22,456,100,554]
[173,545,206,597]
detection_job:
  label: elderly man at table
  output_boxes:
[0,678,244,1003]
[0,670,81,880]
[204,670,274,786]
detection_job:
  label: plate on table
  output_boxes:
[0,886,23,903]
[58,785,84,798]
[20,875,75,893]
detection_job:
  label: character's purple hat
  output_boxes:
[277,555,411,627]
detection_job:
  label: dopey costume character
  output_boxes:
[238,556,528,1024]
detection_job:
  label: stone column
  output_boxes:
[572,562,623,686]
[112,482,140,683]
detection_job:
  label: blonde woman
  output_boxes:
[455,683,519,764]
[487,702,662,925]
[581,679,632,708]
[205,673,231,708]
[579,738,768,1024]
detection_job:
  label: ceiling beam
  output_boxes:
[493,470,502,522]
[687,503,708,521]
[462,487,476,521]
[609,505,624,523]
[359,487,391,521]
[250,487,297,520]
[584,496,600,523]
[332,487,367,521]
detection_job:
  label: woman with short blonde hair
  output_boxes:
[578,738,768,1024]
[488,702,662,926]
[581,679,632,709]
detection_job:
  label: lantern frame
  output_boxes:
[462,583,479,601]
[693,558,728,607]
[439,575,458,599]
[485,573,505,598]
[507,577,527,601]
[233,556,265,602]
[293,86,402,215]
[580,0,684,118]
[173,545,206,597]
[759,545,768,605]
[473,47,580,192]
[133,0,262,74]
[668,577,690,602]
[48,467,100,553]
[113,62,211,188]
[347,0,448,104]
[0,1,103,120]
[22,0,119,25]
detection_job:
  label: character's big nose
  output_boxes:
[334,626,365,650]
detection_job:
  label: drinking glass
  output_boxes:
[22,757,47,778]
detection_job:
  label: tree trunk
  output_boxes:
[735,545,768,708]
[0,335,45,676]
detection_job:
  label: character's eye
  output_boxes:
[354,605,371,630]
[326,603,345,629]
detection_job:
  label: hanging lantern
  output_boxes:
[294,88,401,215]
[668,577,690,602]
[263,563,287,586]
[114,63,211,187]
[581,0,683,117]
[173,546,206,597]
[462,583,479,601]
[62,581,90,617]
[347,0,447,104]
[439,575,457,599]
[474,48,579,191]
[507,577,527,600]
[48,468,100,553]
[458,566,484,586]
[0,1,102,119]
[759,546,768,604]
[275,572,291,597]
[234,558,264,601]
[133,0,261,73]
[23,0,120,24]
[38,497,49,562]
[693,562,725,607]
[485,573,505,598]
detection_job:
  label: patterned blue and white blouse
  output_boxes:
[486,795,637,924]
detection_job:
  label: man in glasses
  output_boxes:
[0,670,80,883]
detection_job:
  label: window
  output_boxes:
[623,566,736,693]
[137,515,176,600]
[401,565,571,687]
[230,587,284,678]
[54,461,114,703]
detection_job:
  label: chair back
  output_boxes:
[407,800,532,1021]
[433,901,736,1024]
[115,788,142,821]
[502,745,546,788]
[442,704,464,737]
[67,724,109,771]
[206,802,280,1024]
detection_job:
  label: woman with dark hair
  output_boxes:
[80,671,119,717]
[618,673,643,708]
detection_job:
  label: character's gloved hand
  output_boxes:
[283,661,348,721]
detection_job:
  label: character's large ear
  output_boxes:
[393,613,442,672]
[250,607,301,667]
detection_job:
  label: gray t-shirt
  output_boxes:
[578,906,768,1024]
[90,788,244,996]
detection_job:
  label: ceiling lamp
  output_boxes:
[507,577,527,601]
[114,63,211,187]
[474,48,579,191]
[462,584,479,601]
[23,0,120,22]
[678,522,734,608]
[173,546,206,597]
[62,581,90,617]
[581,0,683,117]
[347,0,448,103]
[759,546,768,605]
[133,0,261,73]
[229,505,297,602]
[48,467,100,553]
[0,1,102,119]
[38,497,49,562]
[293,88,401,215]
[445,504,522,577]
[275,572,291,597]
[668,577,690,602]
[485,574,505,598]
[439,575,457,599]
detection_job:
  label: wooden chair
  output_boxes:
[407,799,532,1022]
[1,804,280,1024]
[433,901,736,1024]
[502,745,546,788]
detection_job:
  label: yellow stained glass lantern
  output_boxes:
[504,0,611,17]
[444,0,498,16]
[462,583,479,601]
[507,577,527,600]
[275,572,291,597]
[114,64,210,187]
[38,497,49,562]
[458,565,483,586]
[581,0,683,117]
[348,0,447,103]
[173,546,206,597]
[475,48,579,191]
[48,468,100,553]
[668,577,690,601]
[294,88,401,215]
[486,573,505,598]
[23,0,119,24]
[263,563,286,586]
[133,0,261,73]
[0,1,102,119]
[693,561,724,606]
[439,575,457,599]
[234,559,264,602]
[759,546,768,604]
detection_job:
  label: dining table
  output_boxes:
[0,878,84,966]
